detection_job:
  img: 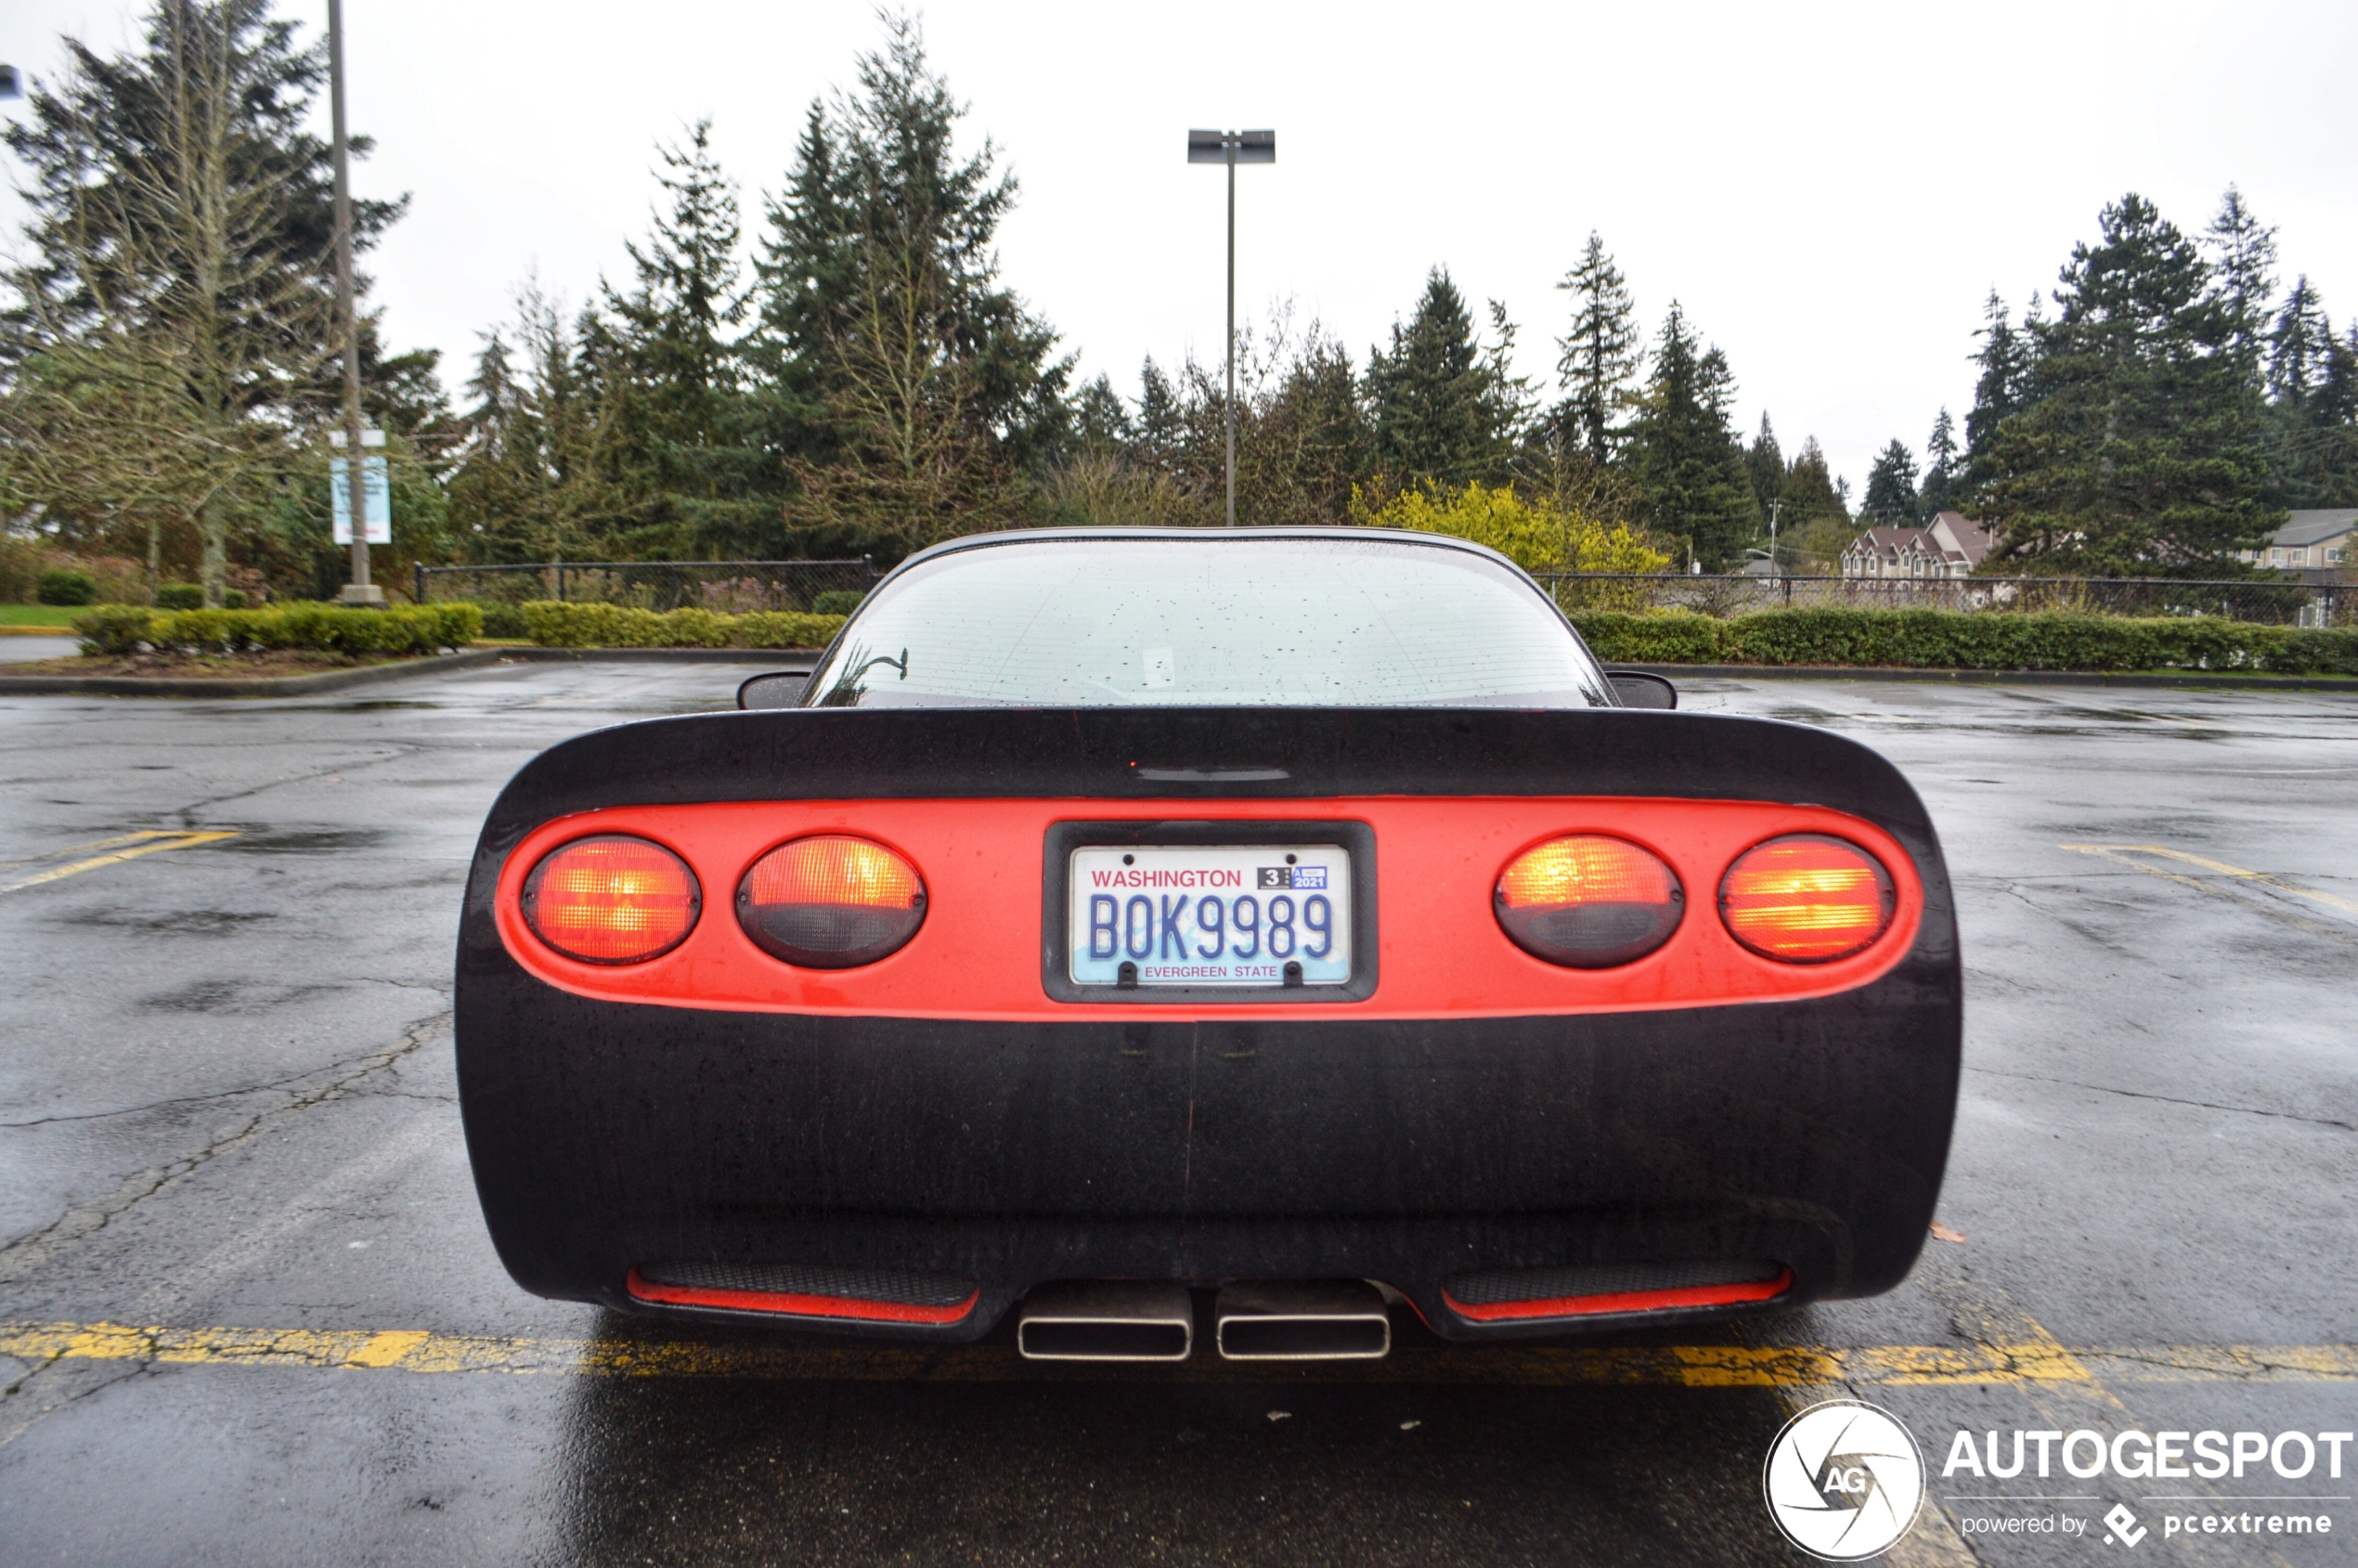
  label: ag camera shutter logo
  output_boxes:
[1763,1399,1927,1560]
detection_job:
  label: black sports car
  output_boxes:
[457,528,1960,1360]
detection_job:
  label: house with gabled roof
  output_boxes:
[1840,512,1996,578]
[2236,510,2356,578]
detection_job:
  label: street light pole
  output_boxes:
[328,0,382,604]
[1187,129,1274,528]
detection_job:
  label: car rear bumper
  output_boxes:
[456,956,1960,1342]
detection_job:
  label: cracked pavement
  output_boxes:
[0,667,2352,1566]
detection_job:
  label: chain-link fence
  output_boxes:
[414,559,878,615]
[1532,573,2354,628]
[410,560,2351,628]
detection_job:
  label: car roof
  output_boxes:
[890,525,1529,577]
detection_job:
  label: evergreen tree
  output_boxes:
[2261,280,2358,506]
[1549,232,1640,466]
[1765,436,1856,569]
[2319,328,2358,502]
[1134,356,1185,476]
[1743,412,1784,519]
[446,330,534,560]
[1919,408,1961,518]
[1234,315,1372,526]
[1862,441,1919,524]
[1366,268,1525,486]
[0,0,419,603]
[445,281,612,564]
[752,15,1067,557]
[1971,193,2279,573]
[2267,277,2329,407]
[1623,302,1757,569]
[1964,290,2032,467]
[1069,374,1131,452]
[2204,185,2277,371]
[1780,437,1847,525]
[751,102,852,464]
[591,120,776,556]
[2324,325,2358,430]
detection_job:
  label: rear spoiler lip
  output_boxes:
[475,705,1937,852]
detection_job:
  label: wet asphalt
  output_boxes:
[0,665,2352,1567]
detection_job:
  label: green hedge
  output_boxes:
[37,569,97,606]
[74,603,483,657]
[517,601,846,649]
[1569,608,2358,675]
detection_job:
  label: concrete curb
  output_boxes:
[0,645,824,699]
[1616,662,2358,692]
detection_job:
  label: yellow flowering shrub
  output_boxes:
[1351,481,1669,575]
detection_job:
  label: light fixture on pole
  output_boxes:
[1187,128,1274,528]
[328,0,382,604]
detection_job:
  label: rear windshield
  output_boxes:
[802,535,1612,708]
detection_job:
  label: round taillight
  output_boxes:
[1495,835,1684,968]
[737,835,926,968]
[1718,834,1896,963]
[521,835,701,965]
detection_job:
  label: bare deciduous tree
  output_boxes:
[3,1,397,603]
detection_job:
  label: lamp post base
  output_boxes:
[337,582,387,606]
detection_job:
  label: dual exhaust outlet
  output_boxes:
[1016,1280,1391,1362]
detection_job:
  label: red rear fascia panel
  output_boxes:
[493,797,1925,1022]
[1444,1267,1794,1322]
[624,1267,978,1325]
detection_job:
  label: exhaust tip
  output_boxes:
[1017,1281,1194,1361]
[1214,1280,1391,1361]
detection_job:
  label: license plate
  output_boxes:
[1069,845,1353,987]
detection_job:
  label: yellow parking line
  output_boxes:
[2062,844,2358,916]
[2,1320,2352,1386]
[0,832,239,894]
[0,830,194,870]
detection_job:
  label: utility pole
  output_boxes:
[329,0,382,604]
[1767,499,1782,577]
[1187,130,1274,527]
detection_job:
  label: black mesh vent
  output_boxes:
[639,1260,976,1308]
[1445,1258,1783,1307]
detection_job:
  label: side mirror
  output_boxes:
[735,671,810,710]
[1607,670,1678,710]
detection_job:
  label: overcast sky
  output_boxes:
[7,0,2356,493]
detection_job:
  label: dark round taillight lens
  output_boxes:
[737,835,926,968]
[1495,835,1684,968]
[521,835,701,964]
[1718,834,1896,962]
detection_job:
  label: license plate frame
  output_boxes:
[1042,821,1379,1004]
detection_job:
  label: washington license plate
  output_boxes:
[1069,845,1353,987]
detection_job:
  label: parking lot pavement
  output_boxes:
[0,636,79,664]
[1,665,2352,1566]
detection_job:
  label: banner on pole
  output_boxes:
[330,456,392,544]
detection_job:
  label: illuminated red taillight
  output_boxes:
[1718,835,1895,963]
[1495,835,1684,968]
[737,835,926,968]
[521,836,701,964]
